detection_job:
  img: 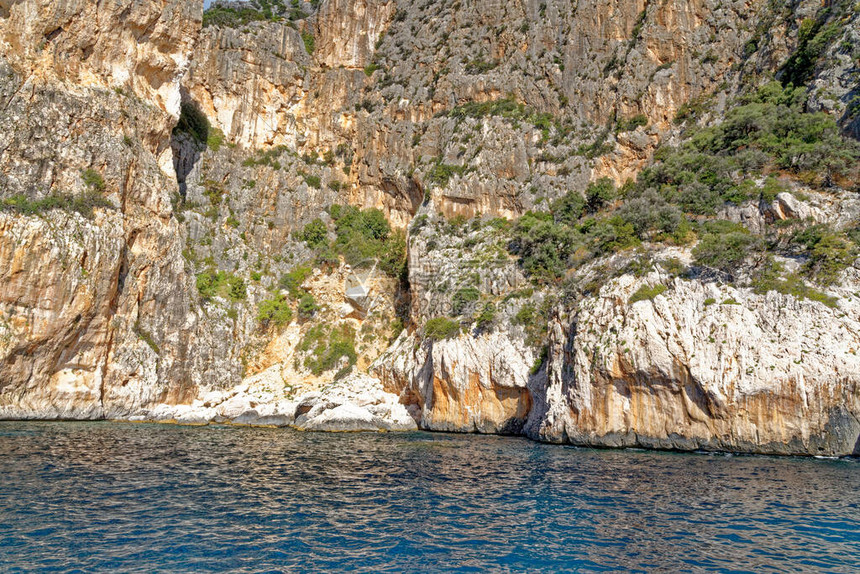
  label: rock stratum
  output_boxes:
[1,0,859,456]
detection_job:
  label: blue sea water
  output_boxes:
[0,422,858,573]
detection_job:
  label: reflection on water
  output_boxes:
[0,422,858,572]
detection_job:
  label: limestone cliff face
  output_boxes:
[377,330,536,434]
[185,22,312,149]
[183,0,849,225]
[529,275,860,456]
[1,0,858,457]
[314,0,395,69]
[383,216,860,455]
[0,0,210,417]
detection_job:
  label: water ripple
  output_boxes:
[0,422,858,573]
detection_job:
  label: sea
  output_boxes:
[0,422,858,572]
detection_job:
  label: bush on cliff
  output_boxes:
[298,218,328,249]
[791,224,857,285]
[196,269,246,302]
[692,221,761,276]
[451,287,481,316]
[302,324,357,375]
[256,294,293,327]
[328,205,407,278]
[0,191,113,220]
[203,0,310,28]
[424,317,461,340]
[629,284,667,304]
[280,265,312,297]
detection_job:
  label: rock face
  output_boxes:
[133,372,416,432]
[380,206,860,455]
[0,0,209,417]
[0,0,858,456]
[377,331,535,434]
[528,274,860,456]
[184,21,312,149]
[314,0,395,69]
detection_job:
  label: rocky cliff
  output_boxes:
[1,0,858,455]
[0,0,211,418]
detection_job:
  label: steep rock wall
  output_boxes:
[0,0,215,417]
[528,275,860,456]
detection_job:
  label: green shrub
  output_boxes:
[229,276,246,300]
[446,96,560,137]
[378,230,407,279]
[302,174,321,189]
[616,114,648,132]
[530,346,547,375]
[760,176,785,202]
[640,81,859,203]
[629,284,667,303]
[257,295,293,326]
[751,259,838,308]
[203,5,266,28]
[280,265,313,297]
[82,169,105,192]
[299,218,328,249]
[424,317,461,340]
[475,302,497,331]
[806,234,855,285]
[511,203,643,282]
[196,269,246,302]
[510,212,584,281]
[202,179,226,206]
[585,177,617,212]
[303,325,357,375]
[504,80,859,288]
[297,292,318,319]
[207,127,225,152]
[299,324,327,353]
[512,302,550,346]
[301,30,315,54]
[551,191,586,226]
[617,190,682,239]
[660,257,687,278]
[586,215,640,253]
[329,206,406,278]
[0,191,113,220]
[242,145,290,169]
[780,16,842,87]
[791,224,856,285]
[363,63,380,77]
[692,221,760,275]
[451,287,480,316]
[133,321,160,355]
[426,160,470,188]
[464,57,498,74]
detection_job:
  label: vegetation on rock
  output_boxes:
[256,294,293,327]
[300,324,357,376]
[424,317,461,340]
[196,269,247,302]
[629,284,668,304]
[0,192,113,220]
